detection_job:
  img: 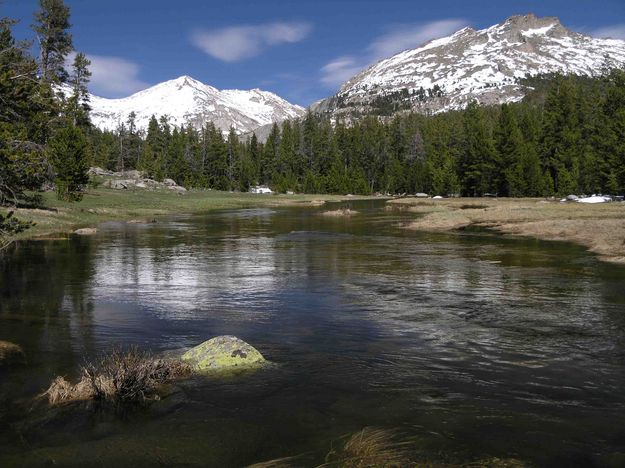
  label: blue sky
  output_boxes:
[3,0,625,105]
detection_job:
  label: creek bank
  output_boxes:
[388,197,625,264]
[2,188,365,246]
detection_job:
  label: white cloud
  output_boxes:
[368,19,468,59]
[67,52,149,97]
[320,56,362,87]
[591,23,625,40]
[191,22,312,62]
[320,19,469,90]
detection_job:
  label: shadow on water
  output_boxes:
[1,200,625,466]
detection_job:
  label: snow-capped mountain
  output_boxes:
[88,75,305,134]
[314,14,625,118]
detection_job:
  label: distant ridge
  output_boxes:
[313,14,625,119]
[86,75,305,134]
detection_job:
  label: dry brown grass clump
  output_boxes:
[44,376,94,405]
[248,427,529,467]
[0,340,26,366]
[322,427,412,467]
[41,348,192,406]
[246,455,304,468]
[248,427,412,468]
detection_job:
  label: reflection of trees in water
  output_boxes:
[0,238,96,371]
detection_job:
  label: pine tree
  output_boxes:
[540,76,581,194]
[517,106,545,196]
[238,146,255,192]
[261,124,280,186]
[278,120,297,181]
[460,101,499,196]
[205,124,228,190]
[124,111,142,168]
[249,133,259,171]
[115,121,126,172]
[495,104,525,196]
[226,127,240,190]
[32,0,73,84]
[156,116,172,179]
[139,116,159,175]
[603,69,625,194]
[0,17,49,206]
[67,52,91,128]
[49,125,89,201]
[360,116,387,193]
[301,111,317,173]
[167,127,190,184]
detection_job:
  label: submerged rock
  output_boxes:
[0,340,26,366]
[181,336,266,372]
[321,208,358,217]
[74,228,97,235]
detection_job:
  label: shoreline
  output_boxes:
[388,197,625,264]
[4,192,624,265]
[0,188,369,247]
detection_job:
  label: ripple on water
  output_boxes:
[1,202,625,466]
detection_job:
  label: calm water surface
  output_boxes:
[1,200,625,466]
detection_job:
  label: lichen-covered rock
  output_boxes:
[0,340,26,366]
[181,336,266,372]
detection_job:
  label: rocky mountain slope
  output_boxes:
[313,14,625,119]
[87,75,305,134]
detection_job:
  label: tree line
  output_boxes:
[90,71,625,197]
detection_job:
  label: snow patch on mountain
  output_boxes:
[314,14,625,118]
[87,75,305,134]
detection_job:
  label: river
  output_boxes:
[1,200,625,466]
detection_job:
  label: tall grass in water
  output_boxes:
[249,427,412,468]
[322,427,411,467]
[41,347,191,406]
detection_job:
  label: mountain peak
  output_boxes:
[169,75,204,88]
[314,14,625,119]
[89,77,305,135]
[503,13,557,25]
[499,13,563,34]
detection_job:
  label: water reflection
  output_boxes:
[1,201,625,466]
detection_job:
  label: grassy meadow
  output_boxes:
[388,197,625,264]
